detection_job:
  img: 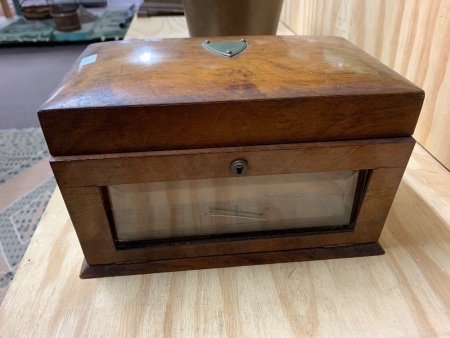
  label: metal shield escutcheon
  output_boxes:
[202,40,248,57]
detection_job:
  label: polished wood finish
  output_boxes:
[38,36,423,156]
[53,138,414,273]
[2,145,450,336]
[38,35,423,276]
[280,0,450,169]
[51,138,414,187]
[79,243,384,278]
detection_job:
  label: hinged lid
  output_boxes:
[38,36,424,156]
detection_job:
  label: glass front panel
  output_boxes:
[107,170,361,242]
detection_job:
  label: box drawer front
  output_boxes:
[51,137,414,266]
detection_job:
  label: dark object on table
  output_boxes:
[21,4,52,20]
[137,1,183,18]
[183,0,284,37]
[119,4,135,28]
[78,0,106,8]
[38,36,424,278]
[51,5,81,32]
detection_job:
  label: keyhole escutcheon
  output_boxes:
[230,159,249,176]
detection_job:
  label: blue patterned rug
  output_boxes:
[0,128,56,303]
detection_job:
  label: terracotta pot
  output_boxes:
[182,0,284,37]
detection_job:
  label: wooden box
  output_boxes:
[38,36,424,278]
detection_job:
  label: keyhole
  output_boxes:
[230,159,248,176]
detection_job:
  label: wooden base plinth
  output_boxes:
[80,242,384,278]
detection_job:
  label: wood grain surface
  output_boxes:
[51,138,413,270]
[1,145,449,336]
[42,36,422,110]
[50,138,414,187]
[280,0,450,169]
[38,35,423,156]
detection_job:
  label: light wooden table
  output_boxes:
[1,16,450,337]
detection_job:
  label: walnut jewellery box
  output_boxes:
[38,36,424,278]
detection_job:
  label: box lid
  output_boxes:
[38,36,424,156]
